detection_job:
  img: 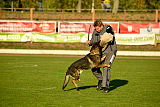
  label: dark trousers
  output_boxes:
[92,51,116,88]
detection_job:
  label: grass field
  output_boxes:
[0,56,160,107]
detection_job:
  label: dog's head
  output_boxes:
[90,42,101,55]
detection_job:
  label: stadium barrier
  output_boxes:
[155,34,160,44]
[0,20,160,46]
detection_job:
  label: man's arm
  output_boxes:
[87,30,98,46]
[106,25,114,35]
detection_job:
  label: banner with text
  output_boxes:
[0,20,56,33]
[0,32,88,43]
[115,34,155,45]
[0,20,157,45]
[120,23,160,34]
[58,21,119,34]
[0,32,155,45]
[155,34,160,43]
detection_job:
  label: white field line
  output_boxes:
[0,49,160,56]
[3,87,57,91]
[0,49,89,55]
[117,51,160,56]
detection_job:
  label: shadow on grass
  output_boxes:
[64,79,128,91]
[64,85,97,91]
[109,79,128,92]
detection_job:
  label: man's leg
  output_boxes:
[92,68,103,90]
[101,3,105,10]
[92,68,102,80]
[102,67,111,92]
[102,51,116,93]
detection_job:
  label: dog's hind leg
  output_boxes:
[77,70,83,81]
[62,74,70,90]
[72,79,78,88]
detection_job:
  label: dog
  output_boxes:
[62,42,110,90]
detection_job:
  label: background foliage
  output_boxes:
[0,0,160,9]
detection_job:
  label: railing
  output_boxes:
[0,8,159,22]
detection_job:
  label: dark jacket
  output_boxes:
[90,25,117,54]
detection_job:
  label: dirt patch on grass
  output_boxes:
[0,42,160,51]
[1,53,160,59]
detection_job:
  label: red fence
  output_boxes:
[0,8,159,22]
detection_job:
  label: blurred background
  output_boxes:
[0,1,160,106]
[0,0,159,21]
[0,0,160,52]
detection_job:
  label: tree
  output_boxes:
[77,0,81,13]
[0,0,159,11]
[112,0,119,13]
[20,0,39,8]
[0,0,7,8]
[146,0,160,9]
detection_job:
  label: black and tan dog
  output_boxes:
[62,42,110,90]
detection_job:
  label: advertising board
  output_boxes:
[0,20,56,33]
[58,21,119,34]
[120,23,160,34]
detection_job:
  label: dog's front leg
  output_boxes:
[72,79,78,88]
[97,64,111,68]
[101,55,106,61]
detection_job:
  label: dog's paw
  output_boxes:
[101,55,107,61]
[108,65,111,68]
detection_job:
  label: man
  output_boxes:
[101,0,111,12]
[104,0,111,12]
[87,19,117,93]
[101,0,105,10]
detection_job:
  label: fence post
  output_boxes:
[155,34,157,47]
[30,8,33,44]
[30,8,33,21]
[92,9,95,22]
[155,10,158,23]
[155,42,157,47]
[124,10,126,21]
[30,39,33,44]
[61,9,64,21]
[0,8,1,19]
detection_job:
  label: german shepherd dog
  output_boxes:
[62,42,110,90]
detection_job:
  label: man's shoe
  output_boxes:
[96,80,102,90]
[103,87,109,93]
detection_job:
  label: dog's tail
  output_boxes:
[62,73,70,90]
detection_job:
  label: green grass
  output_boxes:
[0,56,160,107]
